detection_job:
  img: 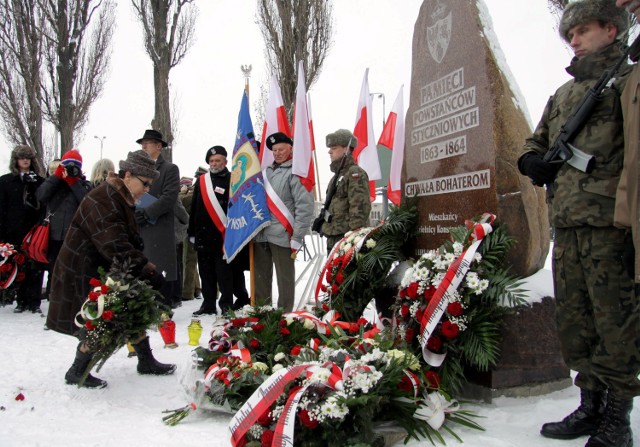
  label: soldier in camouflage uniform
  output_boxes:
[321,129,371,252]
[518,2,639,446]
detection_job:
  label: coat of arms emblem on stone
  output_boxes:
[427,1,452,64]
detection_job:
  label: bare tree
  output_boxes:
[0,0,46,174]
[131,0,197,161]
[257,0,333,120]
[38,0,115,156]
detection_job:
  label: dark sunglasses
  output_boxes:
[134,175,152,188]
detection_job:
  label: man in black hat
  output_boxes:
[135,129,181,309]
[188,145,250,315]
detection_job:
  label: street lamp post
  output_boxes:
[369,92,386,127]
[94,135,106,159]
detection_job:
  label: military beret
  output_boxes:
[205,145,227,162]
[326,129,358,149]
[265,132,293,150]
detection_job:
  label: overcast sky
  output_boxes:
[0,0,573,189]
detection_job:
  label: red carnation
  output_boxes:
[14,253,25,265]
[88,291,100,301]
[16,272,25,282]
[261,430,274,447]
[249,339,260,349]
[85,320,96,330]
[424,286,436,301]
[406,282,419,299]
[441,321,460,339]
[280,327,290,336]
[400,304,410,318]
[398,374,415,393]
[330,284,339,294]
[325,270,332,282]
[447,302,463,317]
[320,284,328,292]
[335,272,345,284]
[426,336,442,352]
[89,277,102,287]
[425,370,441,388]
[252,323,265,333]
[257,408,273,426]
[101,310,113,321]
[299,409,319,429]
[290,345,301,356]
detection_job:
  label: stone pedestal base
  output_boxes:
[463,297,571,403]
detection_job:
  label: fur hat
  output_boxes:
[136,129,168,148]
[205,145,227,162]
[326,129,358,149]
[179,177,192,187]
[559,0,630,42]
[265,132,293,150]
[119,149,159,180]
[10,145,36,175]
[61,149,82,168]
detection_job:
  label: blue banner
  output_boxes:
[224,91,270,262]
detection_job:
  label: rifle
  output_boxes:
[536,44,631,189]
[312,153,347,234]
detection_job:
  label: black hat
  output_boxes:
[136,129,168,148]
[265,132,293,150]
[205,145,228,162]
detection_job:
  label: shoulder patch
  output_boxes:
[351,172,360,179]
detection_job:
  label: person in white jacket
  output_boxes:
[254,132,314,312]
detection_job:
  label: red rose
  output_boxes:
[231,318,247,327]
[426,336,441,352]
[290,345,301,356]
[447,302,463,317]
[101,310,113,321]
[89,277,102,287]
[425,370,441,388]
[100,285,110,294]
[424,286,436,301]
[320,284,327,292]
[257,408,273,426]
[85,320,96,330]
[261,429,275,445]
[88,291,100,301]
[280,327,290,336]
[16,272,25,282]
[325,270,332,282]
[405,328,415,342]
[400,304,410,317]
[249,339,260,349]
[441,321,460,339]
[406,282,419,299]
[299,409,319,429]
[14,253,25,265]
[330,284,339,294]
[335,272,345,284]
[252,324,265,333]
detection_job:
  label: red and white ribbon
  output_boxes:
[263,169,294,238]
[200,172,227,237]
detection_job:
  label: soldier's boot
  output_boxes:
[585,392,633,447]
[540,388,605,439]
[132,336,176,375]
[64,347,107,389]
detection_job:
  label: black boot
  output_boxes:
[64,348,107,389]
[132,336,176,375]
[540,388,605,439]
[585,392,634,447]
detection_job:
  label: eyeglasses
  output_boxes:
[134,175,152,188]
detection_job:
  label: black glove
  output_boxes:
[312,216,324,234]
[622,232,635,279]
[135,208,148,226]
[140,267,166,292]
[518,152,561,186]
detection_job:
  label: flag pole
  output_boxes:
[241,64,256,307]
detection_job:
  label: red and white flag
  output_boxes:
[378,86,404,206]
[260,75,291,169]
[291,60,315,192]
[352,68,381,201]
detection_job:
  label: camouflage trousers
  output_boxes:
[553,226,640,398]
[326,234,343,254]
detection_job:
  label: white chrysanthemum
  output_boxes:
[319,394,349,420]
[360,348,385,363]
[365,239,376,249]
[452,242,464,255]
[308,367,332,384]
[422,250,437,261]
[349,369,382,393]
[479,279,489,291]
[466,272,480,289]
[444,252,456,263]
[433,257,448,270]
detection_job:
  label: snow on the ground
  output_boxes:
[1,248,638,446]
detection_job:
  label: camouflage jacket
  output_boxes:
[522,42,631,228]
[321,153,371,236]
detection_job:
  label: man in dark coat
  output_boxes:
[47,150,176,388]
[0,145,45,313]
[134,129,181,308]
[188,145,249,315]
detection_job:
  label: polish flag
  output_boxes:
[291,61,315,192]
[352,68,381,201]
[378,86,404,206]
[260,76,291,169]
